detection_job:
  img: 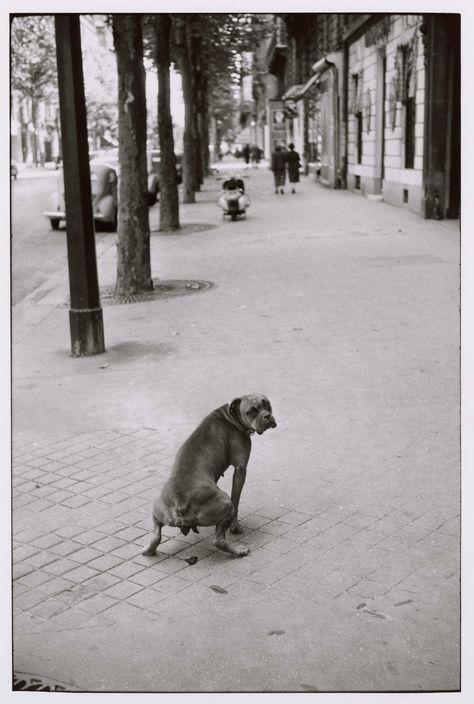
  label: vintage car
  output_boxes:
[147,149,183,204]
[92,148,168,206]
[43,163,118,231]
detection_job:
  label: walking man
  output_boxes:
[286,143,301,193]
[271,143,287,194]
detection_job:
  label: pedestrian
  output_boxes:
[242,144,250,164]
[271,143,287,194]
[286,143,301,193]
[250,145,259,167]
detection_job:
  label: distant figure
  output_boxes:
[250,144,261,167]
[286,143,301,193]
[271,144,287,194]
[242,144,250,164]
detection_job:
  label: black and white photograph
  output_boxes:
[5,0,471,698]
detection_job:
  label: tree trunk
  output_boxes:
[192,35,203,190]
[199,70,210,175]
[31,98,39,166]
[154,15,180,230]
[179,20,196,203]
[112,15,152,296]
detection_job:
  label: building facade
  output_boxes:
[254,12,460,219]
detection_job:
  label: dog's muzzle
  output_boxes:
[258,416,277,434]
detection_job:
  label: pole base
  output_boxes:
[69,308,105,356]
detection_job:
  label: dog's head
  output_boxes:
[229,393,277,435]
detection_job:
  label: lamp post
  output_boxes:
[54,14,105,356]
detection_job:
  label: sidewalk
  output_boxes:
[11,164,460,693]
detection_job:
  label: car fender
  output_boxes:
[96,194,115,220]
[148,173,159,194]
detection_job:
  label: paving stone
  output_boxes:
[151,574,191,595]
[34,575,75,597]
[278,510,313,526]
[13,544,40,562]
[347,579,388,599]
[30,533,64,550]
[68,546,104,564]
[48,541,83,557]
[259,519,294,536]
[240,514,272,530]
[44,557,81,577]
[82,573,122,592]
[54,525,85,539]
[90,535,127,553]
[16,569,54,589]
[263,536,296,555]
[62,565,100,584]
[28,597,69,620]
[12,562,35,580]
[114,526,149,542]
[79,592,119,614]
[125,587,167,609]
[343,513,380,529]
[14,588,51,610]
[48,605,92,629]
[98,601,145,623]
[129,568,169,587]
[86,554,124,572]
[102,580,144,601]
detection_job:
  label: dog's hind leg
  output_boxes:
[142,515,163,556]
[212,499,250,557]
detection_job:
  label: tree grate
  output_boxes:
[59,279,214,307]
[13,672,78,691]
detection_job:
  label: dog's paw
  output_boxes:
[230,522,244,534]
[142,547,156,556]
[233,545,250,557]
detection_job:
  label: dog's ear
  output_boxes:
[229,398,241,417]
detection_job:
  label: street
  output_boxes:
[11,163,461,693]
[11,170,114,306]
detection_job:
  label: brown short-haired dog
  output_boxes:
[143,394,277,558]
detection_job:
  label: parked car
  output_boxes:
[147,149,183,204]
[91,148,181,206]
[43,163,118,231]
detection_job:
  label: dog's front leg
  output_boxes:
[229,464,247,534]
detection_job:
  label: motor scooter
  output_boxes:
[217,176,250,221]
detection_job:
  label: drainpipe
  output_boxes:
[312,55,341,188]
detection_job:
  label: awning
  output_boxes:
[282,84,304,101]
[297,73,320,98]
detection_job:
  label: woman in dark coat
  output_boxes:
[271,144,287,194]
[286,143,301,193]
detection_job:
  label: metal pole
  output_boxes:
[54,14,105,356]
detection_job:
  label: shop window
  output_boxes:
[405,96,416,169]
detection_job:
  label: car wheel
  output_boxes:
[50,219,61,230]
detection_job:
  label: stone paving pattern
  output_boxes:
[11,162,460,693]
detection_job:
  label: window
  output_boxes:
[356,112,363,164]
[405,96,416,169]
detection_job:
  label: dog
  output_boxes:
[143,393,277,558]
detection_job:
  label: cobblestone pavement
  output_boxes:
[11,162,461,693]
